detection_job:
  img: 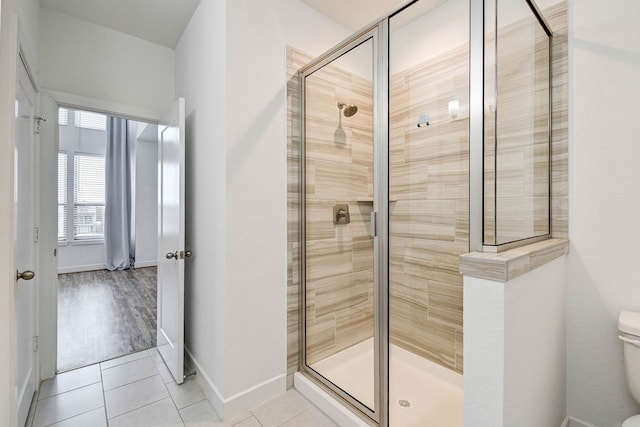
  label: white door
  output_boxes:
[15,56,38,426]
[157,98,187,384]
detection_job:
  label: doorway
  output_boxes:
[55,107,160,372]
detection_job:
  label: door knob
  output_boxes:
[166,251,179,260]
[16,270,35,281]
[184,250,192,258]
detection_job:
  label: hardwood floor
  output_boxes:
[57,267,157,372]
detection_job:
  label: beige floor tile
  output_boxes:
[251,390,311,427]
[280,407,337,427]
[102,357,159,391]
[47,407,107,427]
[108,397,183,427]
[166,377,206,409]
[104,375,169,418]
[39,364,101,399]
[231,417,262,427]
[32,383,104,427]
[100,349,151,370]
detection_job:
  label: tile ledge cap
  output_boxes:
[459,238,569,282]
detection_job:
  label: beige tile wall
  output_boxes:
[389,43,470,374]
[485,2,568,244]
[286,46,376,385]
[303,49,376,366]
[548,3,569,239]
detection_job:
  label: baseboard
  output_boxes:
[185,346,286,421]
[58,263,105,274]
[184,346,224,418]
[58,261,157,273]
[294,372,370,427]
[134,261,157,268]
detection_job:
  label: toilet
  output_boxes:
[619,311,640,427]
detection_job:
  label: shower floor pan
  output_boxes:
[310,338,463,426]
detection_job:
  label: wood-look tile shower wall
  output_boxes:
[388,43,470,374]
[484,3,559,245]
[303,57,376,366]
[286,47,376,383]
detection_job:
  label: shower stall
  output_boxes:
[291,0,556,425]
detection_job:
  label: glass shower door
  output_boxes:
[388,0,468,425]
[302,35,377,417]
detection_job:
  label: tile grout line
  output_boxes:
[167,381,187,427]
[103,374,170,422]
[100,362,108,426]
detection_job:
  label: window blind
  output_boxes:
[73,154,105,239]
[74,110,106,131]
[57,152,67,241]
[58,108,68,126]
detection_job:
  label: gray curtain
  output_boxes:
[104,117,136,270]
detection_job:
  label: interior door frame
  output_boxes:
[37,95,164,377]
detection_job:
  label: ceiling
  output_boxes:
[38,0,414,49]
[39,0,201,48]
[298,0,406,30]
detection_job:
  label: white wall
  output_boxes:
[134,124,158,267]
[175,0,351,417]
[464,256,566,427]
[39,7,175,120]
[174,0,227,413]
[567,1,640,425]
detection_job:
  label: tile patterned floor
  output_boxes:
[28,348,337,427]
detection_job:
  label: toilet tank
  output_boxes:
[619,311,640,404]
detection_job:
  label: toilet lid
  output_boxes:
[623,415,640,427]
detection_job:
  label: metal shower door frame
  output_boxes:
[299,22,388,426]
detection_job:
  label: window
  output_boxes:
[57,152,67,241]
[58,107,107,242]
[58,108,68,126]
[74,110,106,131]
[73,154,105,239]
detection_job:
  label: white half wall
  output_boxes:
[567,1,640,425]
[464,256,566,426]
[38,7,175,120]
[175,0,351,419]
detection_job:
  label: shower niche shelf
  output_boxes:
[356,197,397,203]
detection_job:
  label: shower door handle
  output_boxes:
[371,212,377,237]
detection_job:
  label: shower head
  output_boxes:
[338,101,358,117]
